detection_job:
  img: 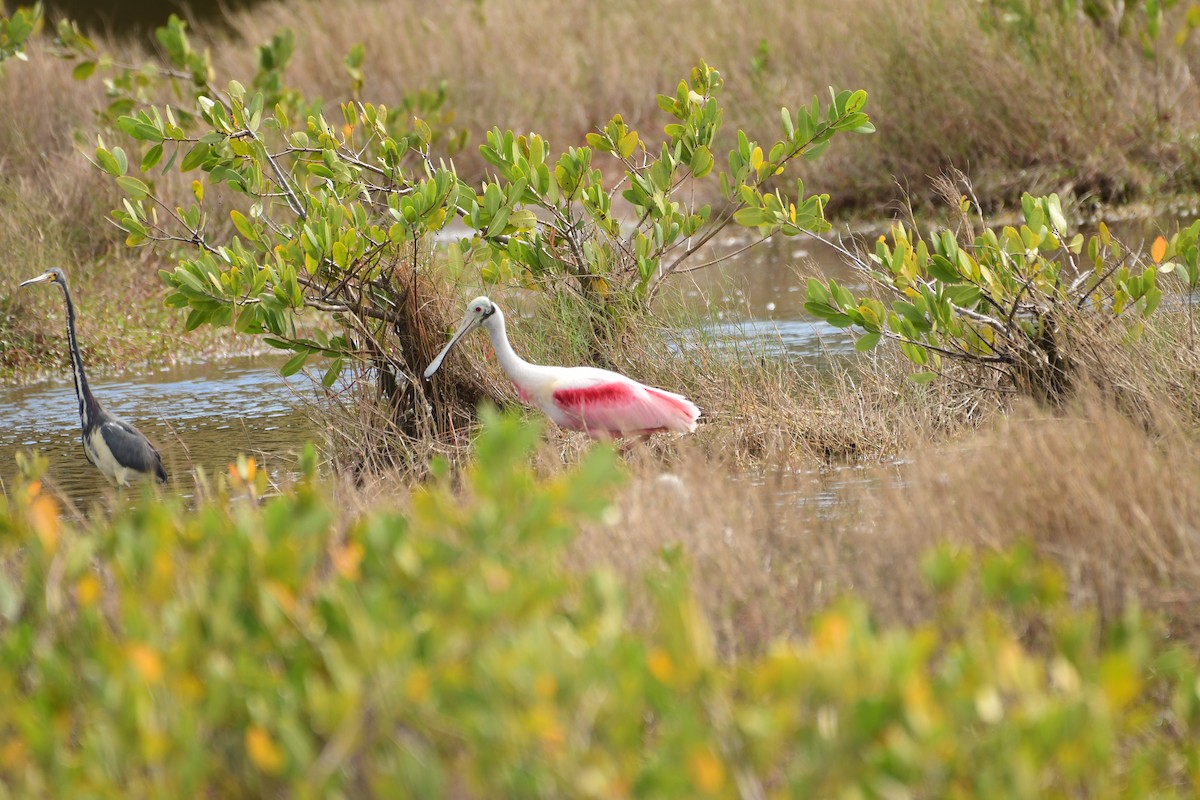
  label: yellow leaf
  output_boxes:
[332,541,364,581]
[245,726,286,775]
[405,667,431,702]
[535,673,557,700]
[1,737,27,771]
[1151,235,1168,264]
[682,597,715,665]
[688,747,726,794]
[265,581,297,615]
[76,574,101,608]
[127,643,163,684]
[902,674,932,724]
[647,647,675,684]
[1050,656,1081,694]
[191,179,204,203]
[531,706,565,755]
[995,638,1026,686]
[975,685,1004,723]
[176,673,204,702]
[812,611,848,653]
[29,494,59,553]
[1099,654,1141,711]
[153,551,174,583]
[578,766,622,798]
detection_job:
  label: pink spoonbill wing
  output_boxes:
[551,378,699,437]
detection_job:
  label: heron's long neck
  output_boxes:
[484,308,542,390]
[59,282,98,429]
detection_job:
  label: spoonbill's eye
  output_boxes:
[474,306,482,312]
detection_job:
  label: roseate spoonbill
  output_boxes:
[424,296,700,438]
[19,268,168,486]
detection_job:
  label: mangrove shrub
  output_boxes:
[806,190,1200,399]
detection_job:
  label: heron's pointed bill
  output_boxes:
[423,313,482,379]
[19,271,55,288]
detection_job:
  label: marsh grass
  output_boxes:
[556,306,1200,655]
[213,0,1199,210]
[569,382,1200,657]
[0,40,220,379]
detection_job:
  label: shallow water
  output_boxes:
[674,231,861,358]
[677,230,863,321]
[0,356,313,508]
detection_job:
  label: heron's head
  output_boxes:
[423,296,497,379]
[19,267,67,289]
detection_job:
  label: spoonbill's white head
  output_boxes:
[423,296,497,379]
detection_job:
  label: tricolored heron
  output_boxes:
[424,296,700,438]
[19,268,168,486]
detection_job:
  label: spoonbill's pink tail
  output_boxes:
[644,387,701,433]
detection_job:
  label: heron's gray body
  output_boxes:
[85,416,169,486]
[20,268,168,487]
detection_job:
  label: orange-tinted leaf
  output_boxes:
[1151,236,1167,264]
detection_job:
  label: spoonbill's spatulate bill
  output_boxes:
[19,268,169,486]
[424,297,700,438]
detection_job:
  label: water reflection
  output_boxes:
[670,231,863,357]
[679,231,862,321]
[676,318,854,360]
[0,356,314,507]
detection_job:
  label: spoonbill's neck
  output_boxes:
[483,306,543,389]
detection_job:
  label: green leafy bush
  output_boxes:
[805,190,1196,399]
[981,0,1200,57]
[0,2,38,64]
[0,412,1197,797]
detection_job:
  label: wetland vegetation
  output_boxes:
[1,0,1200,796]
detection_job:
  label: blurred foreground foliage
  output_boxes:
[0,412,1197,798]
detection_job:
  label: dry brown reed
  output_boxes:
[209,0,1199,211]
[0,39,195,377]
[555,295,1200,641]
[566,401,1200,655]
[307,247,511,477]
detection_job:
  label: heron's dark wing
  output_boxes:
[98,418,169,483]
